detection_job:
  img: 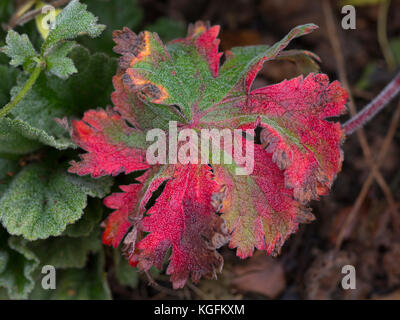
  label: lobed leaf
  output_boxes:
[69,21,348,288]
[0,162,112,240]
[0,117,74,156]
[69,108,149,178]
[6,46,116,151]
[41,0,105,55]
[129,165,229,288]
[45,41,77,79]
[1,30,37,72]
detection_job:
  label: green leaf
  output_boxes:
[42,0,105,55]
[0,162,113,240]
[30,251,111,300]
[45,41,77,79]
[7,46,117,150]
[0,30,38,71]
[80,0,143,55]
[26,228,102,269]
[113,249,138,288]
[0,229,39,299]
[0,117,74,156]
[63,198,102,237]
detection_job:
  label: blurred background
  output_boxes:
[2,0,400,300]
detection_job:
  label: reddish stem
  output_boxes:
[343,71,400,135]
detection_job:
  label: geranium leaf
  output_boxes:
[0,162,112,240]
[131,165,229,289]
[41,0,105,55]
[0,117,74,156]
[69,108,150,178]
[7,46,116,150]
[69,22,347,289]
[212,136,314,258]
[0,30,37,72]
[45,41,77,79]
[112,22,225,119]
[204,74,347,202]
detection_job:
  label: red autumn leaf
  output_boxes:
[69,108,149,178]
[102,171,151,248]
[133,164,229,289]
[243,74,347,202]
[68,21,347,288]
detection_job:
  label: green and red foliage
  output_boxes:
[69,21,348,288]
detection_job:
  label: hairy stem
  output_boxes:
[0,65,42,118]
[342,71,400,135]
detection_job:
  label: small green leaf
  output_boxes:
[0,117,74,156]
[0,118,43,156]
[45,41,77,79]
[1,30,38,71]
[30,251,111,300]
[42,0,105,55]
[7,46,117,150]
[26,228,102,269]
[0,229,39,299]
[0,162,113,240]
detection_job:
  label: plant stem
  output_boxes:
[342,71,400,135]
[0,65,42,118]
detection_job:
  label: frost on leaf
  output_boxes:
[69,21,347,288]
